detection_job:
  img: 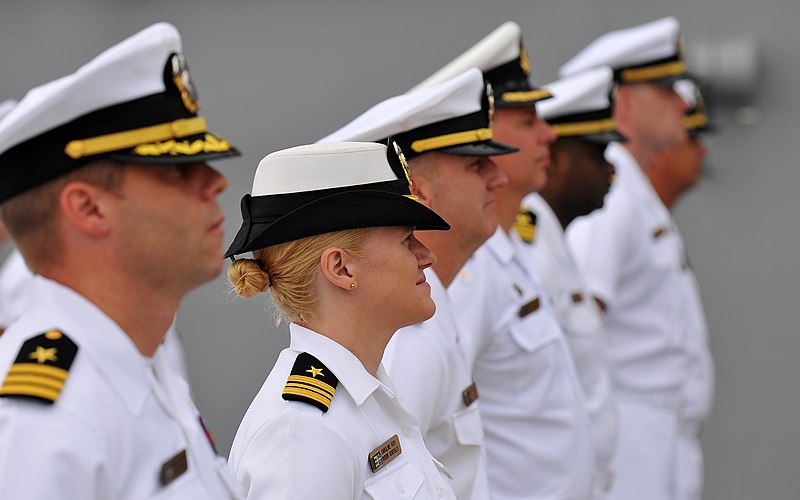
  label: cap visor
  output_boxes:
[438,140,518,157]
[225,190,449,257]
[581,130,628,144]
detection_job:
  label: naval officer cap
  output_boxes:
[537,66,626,144]
[409,21,551,108]
[559,17,688,85]
[675,79,713,135]
[224,142,450,258]
[0,22,239,204]
[318,68,517,159]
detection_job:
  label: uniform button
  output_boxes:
[436,486,446,497]
[402,427,412,438]
[397,484,405,494]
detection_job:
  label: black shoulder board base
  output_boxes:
[0,329,77,404]
[282,352,339,412]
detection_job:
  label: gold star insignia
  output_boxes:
[29,346,58,364]
[306,366,324,378]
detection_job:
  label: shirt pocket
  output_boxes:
[452,403,484,446]
[563,295,603,338]
[648,226,682,271]
[150,469,210,500]
[364,461,425,499]
[508,303,561,353]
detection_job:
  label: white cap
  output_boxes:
[318,68,516,159]
[0,22,238,204]
[225,142,450,257]
[537,66,624,143]
[0,100,15,123]
[559,17,688,85]
[409,22,551,107]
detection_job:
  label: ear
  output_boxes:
[58,181,113,238]
[409,172,435,207]
[319,246,356,291]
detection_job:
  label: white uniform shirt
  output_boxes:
[449,227,594,500]
[228,323,456,500]
[0,277,241,499]
[566,143,714,500]
[0,248,188,378]
[384,268,489,500]
[522,193,619,499]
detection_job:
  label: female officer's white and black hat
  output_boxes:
[560,17,689,85]
[408,22,551,108]
[0,22,239,204]
[318,68,517,158]
[224,142,450,258]
[537,66,626,144]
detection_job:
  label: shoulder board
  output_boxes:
[513,208,537,244]
[0,330,77,404]
[282,352,339,412]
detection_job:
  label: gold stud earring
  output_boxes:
[350,282,357,289]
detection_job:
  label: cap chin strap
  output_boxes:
[64,116,207,159]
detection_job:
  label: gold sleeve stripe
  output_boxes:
[0,383,60,401]
[282,387,332,407]
[7,363,68,380]
[3,374,64,391]
[411,128,493,153]
[64,116,208,159]
[501,89,553,102]
[620,61,686,83]
[551,118,617,137]
[284,381,334,401]
[286,375,336,396]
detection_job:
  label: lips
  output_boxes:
[416,275,428,285]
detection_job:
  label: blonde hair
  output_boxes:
[227,228,372,324]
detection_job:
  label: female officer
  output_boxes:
[224,141,456,499]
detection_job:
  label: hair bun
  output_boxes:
[227,258,270,298]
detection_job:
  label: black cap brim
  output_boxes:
[438,140,518,157]
[224,190,449,258]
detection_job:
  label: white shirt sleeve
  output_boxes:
[232,410,360,500]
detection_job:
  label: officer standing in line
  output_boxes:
[562,17,714,500]
[521,66,625,499]
[413,22,595,499]
[318,67,516,499]
[0,23,243,498]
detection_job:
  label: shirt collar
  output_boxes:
[288,323,385,406]
[485,226,515,264]
[606,142,672,220]
[525,193,571,267]
[33,276,153,414]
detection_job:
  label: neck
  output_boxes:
[496,187,525,234]
[539,191,572,229]
[646,172,680,210]
[624,140,659,172]
[42,261,178,357]
[415,231,472,288]
[309,298,395,377]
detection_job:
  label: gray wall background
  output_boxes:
[1,1,797,498]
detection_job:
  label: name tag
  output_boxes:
[369,435,402,473]
[462,382,479,407]
[518,297,540,318]
[160,449,188,486]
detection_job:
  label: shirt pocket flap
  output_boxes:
[452,404,484,446]
[508,306,561,352]
[364,461,425,499]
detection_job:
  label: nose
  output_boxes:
[413,235,436,269]
[538,118,557,145]
[198,163,228,201]
[483,158,508,191]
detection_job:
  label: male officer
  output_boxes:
[0,23,243,498]
[521,66,624,499]
[562,17,714,500]
[413,22,595,499]
[319,67,515,500]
